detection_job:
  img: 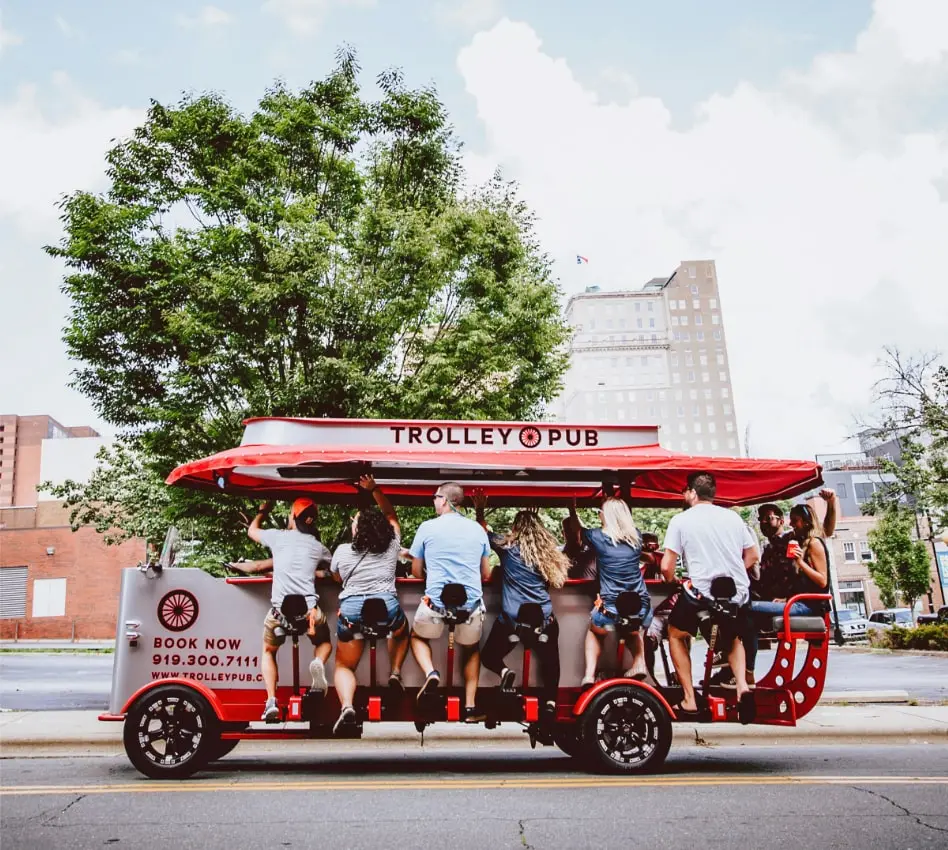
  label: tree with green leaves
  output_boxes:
[44,50,569,565]
[867,508,933,617]
[862,348,948,531]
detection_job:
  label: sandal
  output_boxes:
[672,703,702,721]
[388,672,404,693]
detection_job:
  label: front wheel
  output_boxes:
[578,685,672,774]
[123,685,218,779]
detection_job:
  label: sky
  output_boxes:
[1,0,946,461]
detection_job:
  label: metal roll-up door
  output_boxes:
[0,566,28,618]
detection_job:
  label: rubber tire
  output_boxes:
[578,684,672,774]
[123,684,218,780]
[209,738,240,761]
[552,724,583,758]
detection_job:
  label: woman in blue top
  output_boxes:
[474,496,570,712]
[569,498,651,686]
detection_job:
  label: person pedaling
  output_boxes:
[473,492,570,736]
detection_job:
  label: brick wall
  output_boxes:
[0,523,145,640]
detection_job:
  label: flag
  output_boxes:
[576,255,589,265]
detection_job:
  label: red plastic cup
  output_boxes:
[786,540,801,559]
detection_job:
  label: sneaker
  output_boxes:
[262,697,279,722]
[580,676,596,691]
[388,672,404,693]
[708,668,737,689]
[463,706,487,723]
[417,670,440,701]
[309,658,328,694]
[333,705,357,735]
[499,667,516,692]
[711,651,727,669]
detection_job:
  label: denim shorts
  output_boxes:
[590,604,653,632]
[337,593,406,643]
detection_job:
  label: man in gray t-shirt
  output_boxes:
[237,499,332,721]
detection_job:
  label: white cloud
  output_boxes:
[457,0,948,461]
[0,11,24,56]
[175,5,234,29]
[434,0,504,30]
[54,14,77,38]
[262,0,374,36]
[112,48,142,65]
[0,75,142,431]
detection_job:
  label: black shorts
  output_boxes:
[668,591,751,644]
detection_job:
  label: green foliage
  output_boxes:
[862,349,948,530]
[43,51,570,563]
[872,624,948,652]
[867,508,933,615]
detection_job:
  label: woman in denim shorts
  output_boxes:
[330,476,409,734]
[567,499,651,687]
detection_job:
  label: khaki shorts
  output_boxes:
[412,599,485,646]
[263,605,328,648]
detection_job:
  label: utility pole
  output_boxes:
[743,423,752,458]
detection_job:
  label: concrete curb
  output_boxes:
[831,645,948,658]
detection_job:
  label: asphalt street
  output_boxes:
[2,745,946,849]
[2,646,947,711]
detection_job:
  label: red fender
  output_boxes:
[119,677,225,720]
[572,677,677,720]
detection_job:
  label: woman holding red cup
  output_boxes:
[737,504,830,687]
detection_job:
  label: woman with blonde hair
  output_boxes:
[473,496,570,717]
[568,497,651,686]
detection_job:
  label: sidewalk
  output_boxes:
[2,705,946,756]
[0,640,114,651]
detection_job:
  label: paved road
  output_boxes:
[1,746,946,848]
[3,646,947,711]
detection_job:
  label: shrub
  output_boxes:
[874,624,948,651]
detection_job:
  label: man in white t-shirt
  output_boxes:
[661,472,759,723]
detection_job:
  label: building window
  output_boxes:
[695,331,704,341]
[692,299,700,309]
[716,353,725,365]
[648,406,657,417]
[651,333,657,342]
[617,409,626,421]
[681,332,690,341]
[688,267,696,279]
[693,423,702,434]
[685,353,694,366]
[709,298,717,308]
[589,319,596,329]
[658,390,667,401]
[727,437,737,449]
[32,578,67,618]
[648,318,655,329]
[677,406,685,417]
[854,482,875,504]
[859,542,873,562]
[636,318,643,329]
[703,389,712,400]
[670,355,679,367]
[672,373,680,384]
[699,354,708,366]
[836,482,847,499]
[710,438,719,451]
[707,422,716,433]
[687,371,695,383]
[669,300,677,311]
[713,330,722,340]
[678,423,687,434]
[680,316,688,326]
[695,439,704,452]
[706,266,713,278]
[690,285,698,295]
[721,387,729,399]
[712,314,720,325]
[681,440,689,451]
[689,389,698,400]
[675,390,683,401]
[843,542,856,562]
[647,301,654,312]
[635,302,641,312]
[725,422,734,432]
[719,371,727,382]
[723,402,732,415]
[694,315,703,327]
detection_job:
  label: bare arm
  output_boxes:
[411,557,425,580]
[660,549,679,583]
[247,501,273,545]
[819,488,838,538]
[480,555,492,583]
[228,558,273,575]
[361,475,400,539]
[742,544,760,573]
[795,539,828,590]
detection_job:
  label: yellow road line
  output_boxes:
[2,776,946,796]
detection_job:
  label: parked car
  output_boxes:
[867,608,915,630]
[831,608,870,640]
[917,605,948,625]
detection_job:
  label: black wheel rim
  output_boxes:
[595,694,660,766]
[136,694,206,768]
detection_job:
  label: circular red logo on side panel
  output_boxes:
[519,427,542,448]
[158,589,199,632]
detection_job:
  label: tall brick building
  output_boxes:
[552,260,740,456]
[0,414,144,640]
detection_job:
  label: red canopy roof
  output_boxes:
[167,418,822,508]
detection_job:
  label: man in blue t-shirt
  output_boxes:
[408,482,492,722]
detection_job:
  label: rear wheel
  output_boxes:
[578,685,672,774]
[123,685,218,779]
[552,724,582,758]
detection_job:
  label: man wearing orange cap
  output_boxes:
[236,498,333,721]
